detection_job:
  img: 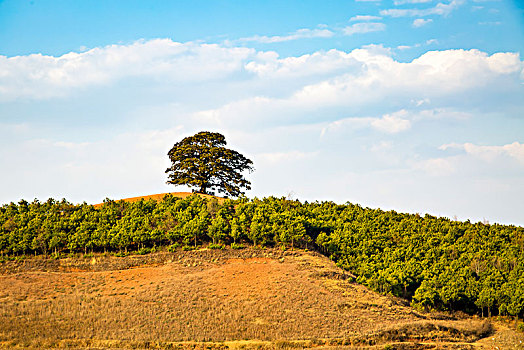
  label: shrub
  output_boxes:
[208,243,225,250]
[230,242,245,250]
[136,247,151,255]
[167,243,181,252]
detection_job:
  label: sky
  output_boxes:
[0,0,523,226]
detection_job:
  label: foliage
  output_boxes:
[165,131,254,197]
[208,243,225,250]
[0,195,523,318]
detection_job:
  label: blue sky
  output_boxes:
[1,0,523,225]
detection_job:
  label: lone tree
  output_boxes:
[166,131,254,197]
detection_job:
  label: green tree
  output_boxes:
[166,131,254,197]
[413,279,439,311]
[207,208,228,243]
[249,204,274,246]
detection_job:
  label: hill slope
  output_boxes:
[1,248,515,349]
[92,191,224,208]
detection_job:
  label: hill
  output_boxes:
[2,248,521,349]
[1,195,523,322]
[92,191,225,208]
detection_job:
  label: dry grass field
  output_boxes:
[0,248,522,349]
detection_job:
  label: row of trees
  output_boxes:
[1,195,523,318]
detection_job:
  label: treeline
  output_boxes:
[1,195,523,318]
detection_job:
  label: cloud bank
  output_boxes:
[381,0,464,17]
[1,39,523,225]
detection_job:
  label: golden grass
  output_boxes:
[0,249,516,349]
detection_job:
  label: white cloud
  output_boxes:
[411,108,472,120]
[414,157,456,176]
[343,22,386,35]
[1,42,522,133]
[479,21,502,26]
[349,15,383,21]
[395,38,438,50]
[440,142,524,164]
[412,98,430,106]
[257,151,319,164]
[413,18,433,27]
[238,28,334,44]
[371,111,412,133]
[236,20,387,46]
[53,141,90,149]
[291,49,522,110]
[360,44,393,56]
[243,49,360,79]
[185,47,521,131]
[394,0,434,4]
[369,141,393,152]
[0,39,256,101]
[320,110,411,136]
[321,108,465,135]
[381,0,464,17]
[320,117,375,136]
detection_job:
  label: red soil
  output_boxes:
[93,191,225,208]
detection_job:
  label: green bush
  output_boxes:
[208,243,225,250]
[114,251,129,257]
[167,243,181,252]
[136,247,151,255]
[230,242,245,250]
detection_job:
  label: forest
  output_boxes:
[1,194,523,319]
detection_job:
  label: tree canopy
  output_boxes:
[1,195,523,319]
[165,131,254,197]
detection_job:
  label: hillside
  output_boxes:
[92,191,225,208]
[2,248,521,349]
[1,194,523,322]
